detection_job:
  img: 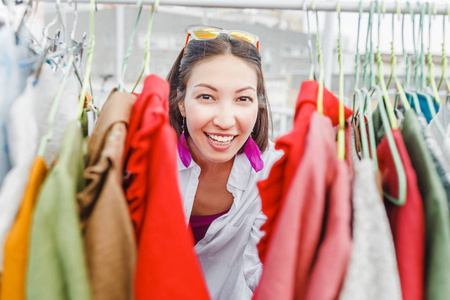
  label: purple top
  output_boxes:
[190,209,230,245]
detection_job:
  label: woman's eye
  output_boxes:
[197,94,214,100]
[237,96,253,102]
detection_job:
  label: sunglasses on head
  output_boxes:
[183,25,260,57]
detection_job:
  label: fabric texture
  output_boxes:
[122,75,210,300]
[339,128,402,300]
[27,121,92,300]
[0,157,47,300]
[257,80,353,264]
[377,129,425,300]
[401,109,450,300]
[179,141,282,300]
[254,112,352,300]
[76,89,137,300]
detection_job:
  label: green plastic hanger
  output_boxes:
[360,1,379,168]
[38,50,75,157]
[132,0,160,93]
[311,0,324,115]
[118,1,144,92]
[400,2,422,114]
[375,1,398,130]
[77,0,96,121]
[371,0,407,206]
[388,1,411,112]
[303,0,315,81]
[336,0,345,160]
[437,5,450,99]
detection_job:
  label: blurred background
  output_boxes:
[2,0,449,139]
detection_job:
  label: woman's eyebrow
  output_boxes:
[235,86,256,93]
[193,83,218,92]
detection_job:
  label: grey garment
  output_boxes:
[425,103,450,167]
[339,129,402,300]
[416,114,450,208]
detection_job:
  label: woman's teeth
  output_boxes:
[207,134,235,144]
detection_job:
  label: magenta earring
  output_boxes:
[244,131,263,172]
[177,117,192,168]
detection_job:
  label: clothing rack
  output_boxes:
[33,0,450,89]
[37,0,450,15]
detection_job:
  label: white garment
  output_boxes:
[0,64,78,271]
[339,129,402,300]
[177,141,283,300]
[0,27,34,186]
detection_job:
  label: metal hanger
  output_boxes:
[352,1,370,160]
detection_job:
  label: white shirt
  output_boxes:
[177,141,283,300]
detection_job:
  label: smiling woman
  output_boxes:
[166,25,283,300]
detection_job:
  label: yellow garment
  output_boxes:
[0,157,48,300]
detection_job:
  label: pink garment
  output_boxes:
[254,112,352,300]
[304,160,352,300]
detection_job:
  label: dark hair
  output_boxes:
[167,32,271,153]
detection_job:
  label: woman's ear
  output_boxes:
[178,101,186,117]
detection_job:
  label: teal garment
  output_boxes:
[401,109,450,300]
[27,120,92,300]
[406,92,440,123]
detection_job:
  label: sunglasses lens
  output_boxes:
[229,31,256,44]
[193,28,221,39]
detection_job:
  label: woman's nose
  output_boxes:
[212,103,236,129]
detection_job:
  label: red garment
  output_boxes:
[377,129,425,300]
[254,113,352,300]
[257,80,353,263]
[123,75,210,300]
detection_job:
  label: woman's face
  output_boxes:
[179,54,259,165]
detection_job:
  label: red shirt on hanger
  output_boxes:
[123,75,210,300]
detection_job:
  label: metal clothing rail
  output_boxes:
[38,0,450,15]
